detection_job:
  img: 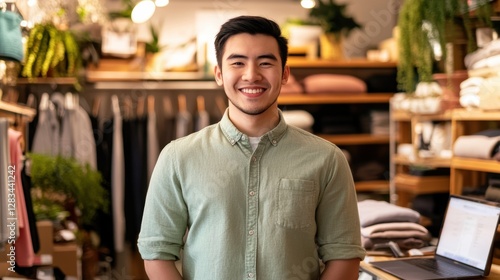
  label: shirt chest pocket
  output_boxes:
[276,179,316,229]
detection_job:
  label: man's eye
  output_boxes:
[231,62,244,66]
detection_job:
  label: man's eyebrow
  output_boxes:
[226,53,278,60]
[258,54,278,60]
[226,54,247,60]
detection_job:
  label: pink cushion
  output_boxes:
[303,74,367,93]
[281,73,304,94]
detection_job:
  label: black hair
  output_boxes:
[214,15,288,70]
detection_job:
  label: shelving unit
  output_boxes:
[389,107,453,207]
[279,94,393,192]
[282,59,397,194]
[450,109,500,195]
[390,107,500,205]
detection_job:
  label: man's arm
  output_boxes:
[320,259,360,280]
[144,260,183,280]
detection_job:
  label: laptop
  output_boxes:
[370,195,500,280]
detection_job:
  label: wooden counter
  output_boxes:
[361,256,500,279]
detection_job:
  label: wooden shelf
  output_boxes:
[281,59,393,195]
[451,157,500,173]
[318,133,389,145]
[391,110,453,121]
[394,174,450,194]
[287,58,397,68]
[16,77,78,85]
[355,180,389,192]
[452,108,500,121]
[86,70,214,82]
[392,154,451,168]
[278,93,393,105]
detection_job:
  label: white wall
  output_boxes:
[134,0,401,58]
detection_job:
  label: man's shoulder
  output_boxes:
[286,125,337,149]
[170,123,221,147]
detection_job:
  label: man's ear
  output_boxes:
[214,65,223,86]
[281,65,290,85]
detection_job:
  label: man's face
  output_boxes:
[214,33,289,116]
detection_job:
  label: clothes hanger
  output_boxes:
[163,95,174,118]
[65,92,74,110]
[111,95,121,116]
[196,95,205,113]
[137,94,145,118]
[123,95,133,119]
[92,96,101,117]
[39,93,50,111]
[178,94,187,113]
[147,95,155,115]
[215,95,227,116]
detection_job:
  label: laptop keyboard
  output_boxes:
[405,258,477,277]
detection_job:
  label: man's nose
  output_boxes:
[242,64,262,82]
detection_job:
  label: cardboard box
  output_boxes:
[52,243,80,279]
[36,221,54,255]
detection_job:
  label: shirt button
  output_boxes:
[249,229,254,235]
[272,139,277,144]
[249,191,255,196]
[248,273,254,278]
[252,156,257,162]
[242,136,246,140]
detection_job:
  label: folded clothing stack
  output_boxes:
[453,129,500,160]
[358,200,432,251]
[459,76,500,110]
[464,39,500,71]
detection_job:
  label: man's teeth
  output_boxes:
[241,88,264,94]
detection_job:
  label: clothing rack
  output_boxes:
[0,100,36,121]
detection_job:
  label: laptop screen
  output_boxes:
[436,196,500,271]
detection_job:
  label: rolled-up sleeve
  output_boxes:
[316,147,366,262]
[137,142,188,260]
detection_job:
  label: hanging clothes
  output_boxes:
[61,93,97,169]
[0,118,10,245]
[159,96,176,148]
[20,161,40,255]
[90,104,115,260]
[111,95,125,253]
[122,113,148,248]
[147,95,159,182]
[8,128,35,267]
[194,95,210,132]
[175,94,193,139]
[31,93,60,156]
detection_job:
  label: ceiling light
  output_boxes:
[155,0,169,7]
[131,0,156,24]
[300,0,316,9]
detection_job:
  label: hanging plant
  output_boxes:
[21,23,83,79]
[397,0,493,93]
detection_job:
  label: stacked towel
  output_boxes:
[358,200,432,250]
[459,76,500,110]
[464,39,500,70]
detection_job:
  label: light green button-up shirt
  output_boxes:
[138,110,365,280]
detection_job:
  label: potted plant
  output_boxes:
[397,0,493,93]
[29,153,108,226]
[308,0,362,59]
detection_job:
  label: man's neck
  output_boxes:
[227,106,280,137]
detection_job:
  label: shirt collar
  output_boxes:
[220,109,287,147]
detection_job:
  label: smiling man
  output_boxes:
[138,15,365,280]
